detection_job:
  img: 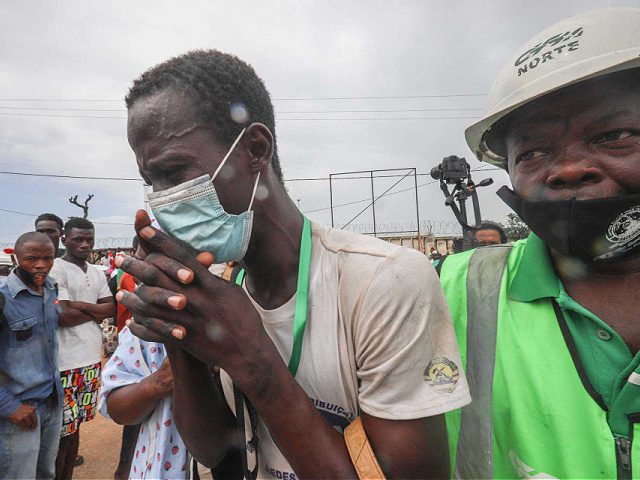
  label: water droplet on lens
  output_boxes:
[255,185,269,201]
[230,103,249,124]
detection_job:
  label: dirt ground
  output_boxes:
[74,410,123,480]
[73,355,123,480]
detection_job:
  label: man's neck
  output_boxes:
[553,251,640,353]
[241,178,304,310]
[553,250,640,281]
[61,253,88,272]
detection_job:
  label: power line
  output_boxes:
[0,168,501,183]
[0,93,487,102]
[0,106,125,112]
[301,166,502,214]
[0,207,133,225]
[274,94,486,100]
[278,116,480,121]
[0,112,125,119]
[0,106,484,113]
[0,170,142,181]
[0,112,482,121]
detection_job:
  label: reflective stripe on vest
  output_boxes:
[444,245,640,479]
[455,245,512,479]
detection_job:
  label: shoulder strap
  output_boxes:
[229,265,258,480]
[233,384,259,480]
[344,416,386,480]
[434,255,448,277]
[229,264,244,284]
[454,245,512,480]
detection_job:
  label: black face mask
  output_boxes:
[16,266,46,287]
[497,186,640,263]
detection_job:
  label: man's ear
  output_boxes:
[245,123,274,173]
[61,235,68,246]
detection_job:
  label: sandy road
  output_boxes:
[73,400,123,480]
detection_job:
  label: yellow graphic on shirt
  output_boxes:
[424,357,459,393]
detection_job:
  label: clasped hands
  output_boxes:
[115,210,265,371]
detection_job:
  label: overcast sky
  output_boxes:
[0,0,637,247]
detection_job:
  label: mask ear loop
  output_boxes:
[247,172,261,211]
[211,127,247,181]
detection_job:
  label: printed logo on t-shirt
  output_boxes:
[309,397,354,434]
[424,357,459,394]
[264,464,297,480]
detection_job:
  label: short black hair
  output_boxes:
[64,217,94,234]
[477,221,508,244]
[35,213,63,232]
[126,49,283,183]
[15,231,54,252]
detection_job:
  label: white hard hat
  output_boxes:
[466,7,640,168]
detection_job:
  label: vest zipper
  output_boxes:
[615,436,632,479]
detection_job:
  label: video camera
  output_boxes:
[430,155,471,185]
[431,155,493,252]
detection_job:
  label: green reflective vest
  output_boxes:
[440,245,640,479]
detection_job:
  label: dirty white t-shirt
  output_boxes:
[220,222,470,480]
[50,258,112,371]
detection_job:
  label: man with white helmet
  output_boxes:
[439,7,640,479]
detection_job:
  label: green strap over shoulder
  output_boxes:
[234,216,312,377]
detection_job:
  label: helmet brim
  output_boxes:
[466,51,640,169]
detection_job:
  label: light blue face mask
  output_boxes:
[146,128,261,263]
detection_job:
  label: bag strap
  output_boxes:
[344,416,386,480]
[434,255,448,277]
[229,264,244,284]
[233,384,259,480]
[228,263,259,479]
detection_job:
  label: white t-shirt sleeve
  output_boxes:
[51,265,71,301]
[354,248,470,420]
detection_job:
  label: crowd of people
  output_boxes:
[2,6,640,480]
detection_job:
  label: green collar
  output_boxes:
[508,233,559,302]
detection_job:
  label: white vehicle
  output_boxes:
[0,249,17,268]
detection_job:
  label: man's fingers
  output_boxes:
[133,284,187,310]
[196,252,215,268]
[134,209,152,231]
[133,215,207,276]
[144,253,195,285]
[117,290,189,325]
[116,255,177,290]
[128,315,186,341]
[127,319,171,344]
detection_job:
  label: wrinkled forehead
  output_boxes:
[491,71,640,152]
[127,89,207,148]
[18,240,55,255]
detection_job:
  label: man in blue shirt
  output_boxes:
[0,232,63,480]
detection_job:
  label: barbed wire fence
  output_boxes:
[0,220,461,251]
[337,220,461,236]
